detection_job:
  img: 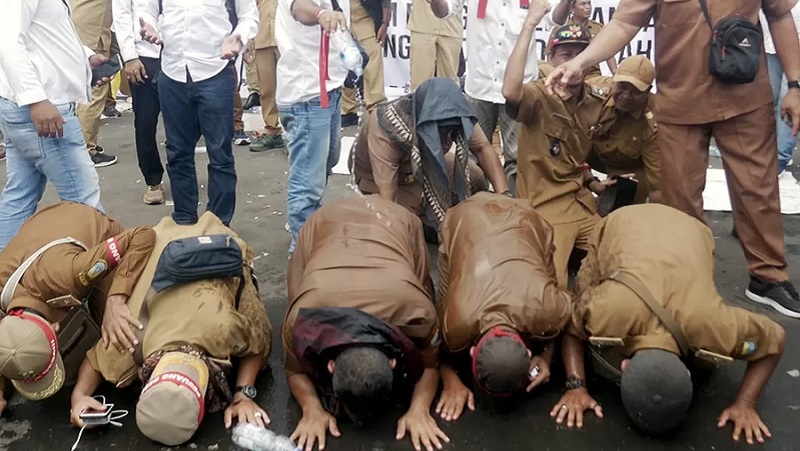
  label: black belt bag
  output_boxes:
[150,234,244,294]
[699,0,762,84]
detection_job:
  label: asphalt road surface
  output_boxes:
[0,111,799,451]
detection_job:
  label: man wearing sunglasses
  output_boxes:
[434,192,571,421]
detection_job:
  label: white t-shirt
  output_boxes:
[761,4,800,55]
[275,0,350,106]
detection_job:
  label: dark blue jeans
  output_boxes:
[159,66,237,225]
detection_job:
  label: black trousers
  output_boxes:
[130,56,164,186]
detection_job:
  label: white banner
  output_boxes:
[380,1,656,89]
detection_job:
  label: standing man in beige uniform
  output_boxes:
[69,211,272,446]
[249,0,285,152]
[71,0,119,168]
[554,204,786,445]
[547,0,800,316]
[435,192,571,421]
[340,0,389,127]
[408,0,463,90]
[284,195,448,451]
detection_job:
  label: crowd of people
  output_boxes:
[0,0,800,450]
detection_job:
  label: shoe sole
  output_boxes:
[234,140,251,146]
[94,159,118,168]
[745,289,800,318]
[250,143,286,152]
[143,197,165,205]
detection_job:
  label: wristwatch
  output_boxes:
[789,80,800,90]
[235,385,258,400]
[565,375,585,391]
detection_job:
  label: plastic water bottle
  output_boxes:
[330,29,363,77]
[231,423,300,451]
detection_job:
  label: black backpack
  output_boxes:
[699,0,762,84]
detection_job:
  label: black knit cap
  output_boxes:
[620,349,693,433]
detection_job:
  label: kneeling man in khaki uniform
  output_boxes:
[435,192,571,421]
[68,212,272,446]
[554,204,785,446]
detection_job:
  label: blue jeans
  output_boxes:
[767,53,796,168]
[159,66,237,225]
[280,89,342,253]
[0,98,103,251]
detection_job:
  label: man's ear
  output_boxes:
[327,360,335,374]
[51,322,60,334]
[621,358,630,373]
[527,348,532,358]
[469,346,475,358]
[389,358,397,369]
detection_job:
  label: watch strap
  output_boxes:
[789,80,800,89]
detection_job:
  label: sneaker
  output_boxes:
[779,160,789,176]
[95,145,105,154]
[0,145,5,161]
[101,106,122,118]
[745,276,800,318]
[284,222,290,233]
[341,112,358,128]
[143,184,165,205]
[249,133,285,152]
[243,92,261,110]
[91,152,118,167]
[233,130,251,146]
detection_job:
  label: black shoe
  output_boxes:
[341,113,358,128]
[745,276,800,318]
[91,152,118,168]
[102,106,121,118]
[243,92,261,110]
[731,228,738,240]
[94,145,105,154]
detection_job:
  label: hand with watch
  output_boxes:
[549,375,604,428]
[224,385,271,429]
[781,79,800,136]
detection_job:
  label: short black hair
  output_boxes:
[332,347,393,424]
[474,335,530,395]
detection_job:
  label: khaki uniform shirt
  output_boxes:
[255,0,278,49]
[437,192,571,352]
[571,204,782,362]
[283,196,438,376]
[70,0,114,54]
[613,0,795,125]
[353,110,489,215]
[0,202,155,324]
[586,77,660,204]
[408,0,463,38]
[87,212,272,385]
[515,79,606,224]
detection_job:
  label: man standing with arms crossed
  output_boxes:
[547,0,800,316]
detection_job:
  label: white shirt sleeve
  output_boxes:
[442,0,464,18]
[0,0,48,105]
[233,0,260,43]
[113,0,140,62]
[138,0,160,34]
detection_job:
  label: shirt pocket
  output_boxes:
[656,0,699,28]
[504,5,529,38]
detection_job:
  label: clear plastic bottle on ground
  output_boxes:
[231,423,300,451]
[329,29,363,77]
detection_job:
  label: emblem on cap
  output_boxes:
[740,341,756,355]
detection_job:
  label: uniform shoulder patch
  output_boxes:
[78,259,108,286]
[739,341,757,356]
[590,85,607,98]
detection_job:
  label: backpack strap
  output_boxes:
[602,270,691,358]
[697,0,713,29]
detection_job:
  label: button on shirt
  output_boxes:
[275,0,350,106]
[139,0,259,83]
[112,0,162,62]
[0,0,93,106]
[443,0,552,104]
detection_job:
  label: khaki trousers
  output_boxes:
[551,214,601,288]
[234,68,245,133]
[342,28,387,113]
[255,47,281,135]
[77,82,110,154]
[657,103,788,282]
[245,59,260,94]
[409,31,461,92]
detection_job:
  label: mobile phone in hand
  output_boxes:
[91,54,122,86]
